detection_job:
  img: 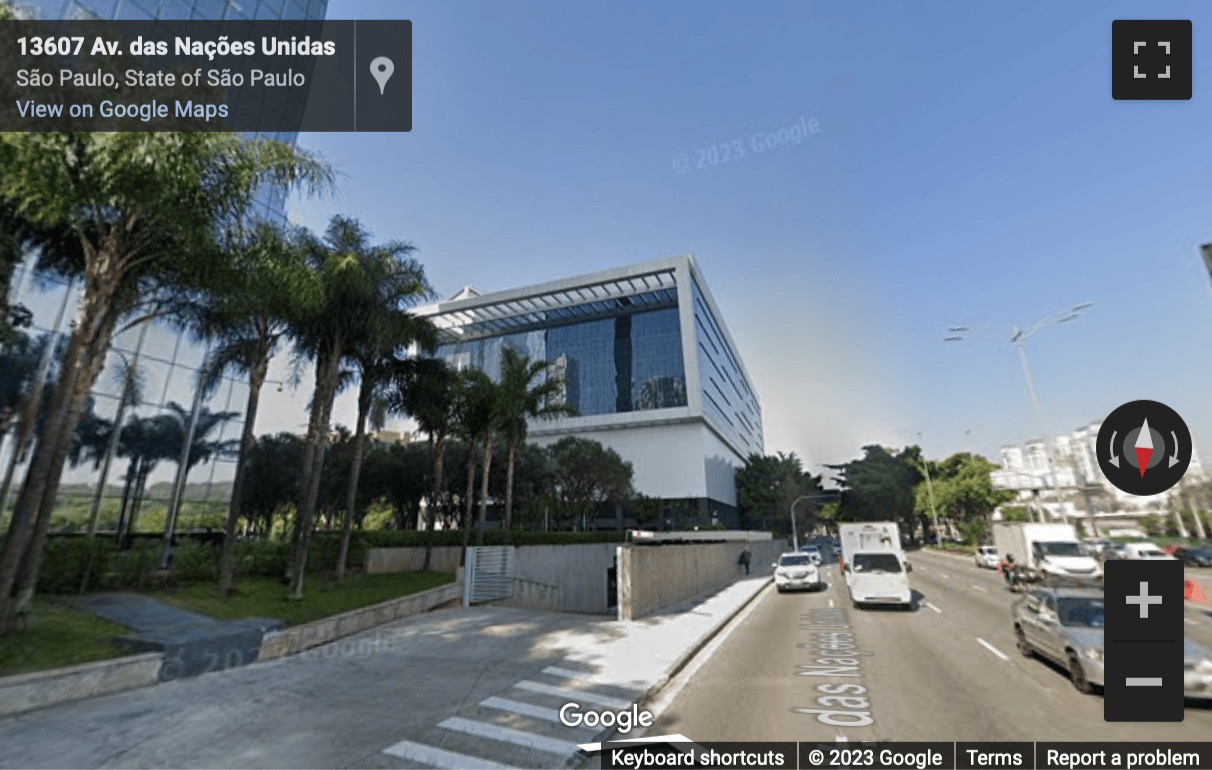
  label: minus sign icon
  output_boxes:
[1126,678,1163,686]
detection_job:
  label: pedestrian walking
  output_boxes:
[738,547,752,575]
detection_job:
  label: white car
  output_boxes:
[1122,542,1177,560]
[975,545,999,569]
[800,545,823,565]
[774,552,824,592]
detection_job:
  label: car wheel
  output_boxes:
[1015,626,1033,657]
[1068,652,1094,694]
[777,586,785,593]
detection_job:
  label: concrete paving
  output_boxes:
[0,576,771,769]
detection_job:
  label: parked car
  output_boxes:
[975,545,999,569]
[773,552,824,593]
[1122,542,1177,560]
[1012,587,1212,701]
[1175,544,1212,568]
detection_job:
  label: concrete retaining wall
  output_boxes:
[489,543,618,614]
[365,546,463,574]
[258,581,461,660]
[0,653,162,717]
[618,540,783,620]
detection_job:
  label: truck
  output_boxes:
[838,521,914,609]
[990,522,1101,586]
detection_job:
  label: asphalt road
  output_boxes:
[642,549,1212,743]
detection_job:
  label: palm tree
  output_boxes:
[171,222,315,592]
[336,319,436,580]
[496,348,569,539]
[388,357,455,568]
[0,132,331,634]
[286,215,431,600]
[451,370,495,557]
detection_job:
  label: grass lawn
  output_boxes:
[151,570,457,627]
[0,600,129,678]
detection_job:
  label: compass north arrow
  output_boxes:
[1108,430,1120,468]
[1170,430,1181,468]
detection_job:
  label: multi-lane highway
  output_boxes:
[644,549,1212,743]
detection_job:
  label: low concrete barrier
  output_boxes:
[0,653,162,717]
[618,539,783,620]
[365,546,462,575]
[257,581,461,661]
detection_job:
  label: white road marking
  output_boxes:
[836,733,848,743]
[924,601,942,614]
[972,585,986,593]
[828,599,835,607]
[480,696,591,726]
[438,716,578,756]
[977,638,1009,661]
[1186,618,1198,626]
[383,739,522,769]
[513,680,633,709]
[941,573,951,579]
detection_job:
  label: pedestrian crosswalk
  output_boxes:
[380,661,649,769]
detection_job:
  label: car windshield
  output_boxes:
[853,553,902,573]
[780,555,811,566]
[1141,550,1166,558]
[980,547,997,554]
[1039,542,1083,556]
[1058,598,1105,628]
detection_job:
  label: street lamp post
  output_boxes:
[945,301,1094,523]
[789,493,839,551]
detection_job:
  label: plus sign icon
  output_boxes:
[1112,20,1192,100]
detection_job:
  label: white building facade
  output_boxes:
[992,421,1205,528]
[415,255,764,525]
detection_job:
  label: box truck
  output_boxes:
[838,521,914,609]
[991,522,1101,586]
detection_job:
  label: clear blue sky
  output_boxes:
[271,0,1212,479]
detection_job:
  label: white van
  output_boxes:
[839,522,914,609]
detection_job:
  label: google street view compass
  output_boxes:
[1096,400,1191,496]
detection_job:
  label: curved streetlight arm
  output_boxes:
[789,493,840,551]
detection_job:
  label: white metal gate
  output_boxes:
[463,546,515,606]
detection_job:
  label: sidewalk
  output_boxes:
[0,575,773,769]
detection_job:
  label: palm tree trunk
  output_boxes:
[476,428,494,546]
[0,277,118,633]
[219,346,269,593]
[423,434,446,571]
[115,459,137,541]
[337,377,373,581]
[460,444,476,566]
[289,347,341,600]
[13,307,118,617]
[503,439,516,543]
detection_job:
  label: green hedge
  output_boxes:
[30,529,631,593]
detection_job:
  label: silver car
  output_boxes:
[1012,587,1212,700]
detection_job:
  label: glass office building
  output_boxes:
[1,0,327,530]
[419,255,764,526]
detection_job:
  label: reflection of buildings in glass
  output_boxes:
[417,255,763,524]
[6,0,329,502]
[636,375,687,411]
[546,354,580,413]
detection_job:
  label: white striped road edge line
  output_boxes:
[923,601,942,614]
[383,739,522,769]
[977,637,1009,661]
[514,680,634,709]
[480,696,595,727]
[438,716,579,756]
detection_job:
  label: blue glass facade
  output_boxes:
[436,304,688,418]
[691,276,763,458]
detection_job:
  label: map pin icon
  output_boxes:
[370,57,394,95]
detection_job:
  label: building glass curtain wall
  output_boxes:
[0,0,327,534]
[420,255,763,528]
